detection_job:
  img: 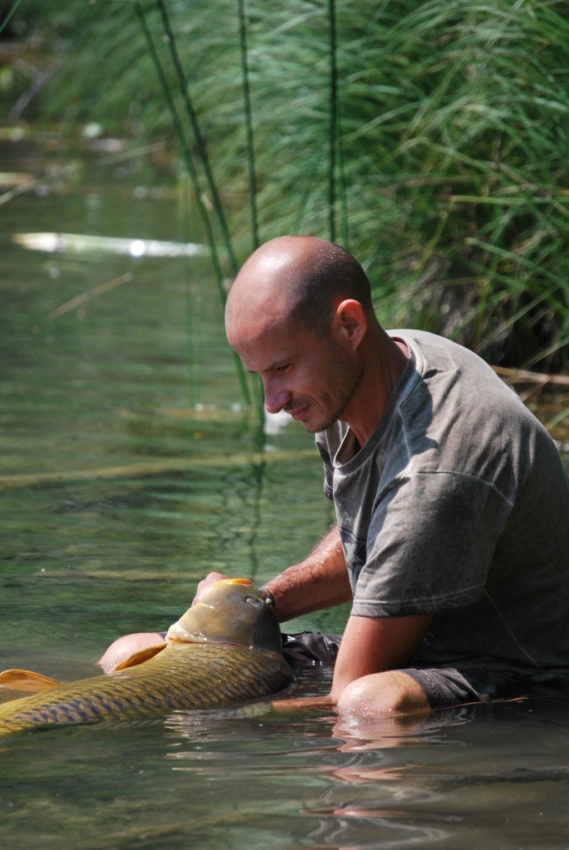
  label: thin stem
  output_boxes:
[328,0,337,243]
[237,0,259,250]
[155,0,239,276]
[132,1,222,288]
[134,0,251,405]
[0,0,23,33]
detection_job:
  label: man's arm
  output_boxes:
[329,611,432,700]
[100,526,349,676]
[272,610,432,713]
[263,525,352,622]
[193,525,352,622]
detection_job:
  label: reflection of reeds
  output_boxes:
[12,0,569,374]
[0,449,317,490]
[39,272,133,326]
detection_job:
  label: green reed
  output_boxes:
[7,0,569,374]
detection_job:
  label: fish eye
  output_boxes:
[245,596,264,608]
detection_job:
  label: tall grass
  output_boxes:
[7,0,569,370]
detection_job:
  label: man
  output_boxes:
[101,235,569,720]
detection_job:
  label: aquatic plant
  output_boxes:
[5,0,569,371]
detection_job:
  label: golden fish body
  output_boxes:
[0,580,292,737]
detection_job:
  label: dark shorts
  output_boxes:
[282,632,569,710]
[400,663,569,708]
[403,667,484,709]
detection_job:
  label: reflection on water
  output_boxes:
[2,132,569,850]
[3,698,569,850]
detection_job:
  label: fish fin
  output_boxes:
[0,668,61,693]
[112,642,167,670]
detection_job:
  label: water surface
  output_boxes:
[1,132,569,849]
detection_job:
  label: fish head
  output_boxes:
[166,579,283,654]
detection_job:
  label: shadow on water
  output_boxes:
[2,132,569,849]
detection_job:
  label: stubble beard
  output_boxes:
[304,346,365,434]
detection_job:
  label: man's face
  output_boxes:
[228,314,363,433]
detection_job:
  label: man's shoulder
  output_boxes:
[390,329,493,377]
[391,329,533,426]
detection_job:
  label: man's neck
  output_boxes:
[341,330,408,450]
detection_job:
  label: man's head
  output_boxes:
[226,235,373,340]
[225,236,375,433]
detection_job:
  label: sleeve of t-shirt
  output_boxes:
[350,468,514,618]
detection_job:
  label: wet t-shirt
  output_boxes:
[315,330,569,670]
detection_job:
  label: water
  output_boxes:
[2,132,569,850]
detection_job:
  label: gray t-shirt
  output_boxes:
[315,330,569,670]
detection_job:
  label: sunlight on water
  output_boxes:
[1,133,569,850]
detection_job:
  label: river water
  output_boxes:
[1,132,569,849]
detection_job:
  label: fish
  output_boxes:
[0,579,293,737]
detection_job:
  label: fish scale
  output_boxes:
[0,642,292,736]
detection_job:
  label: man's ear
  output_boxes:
[333,299,368,348]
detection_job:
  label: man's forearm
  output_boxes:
[263,526,352,622]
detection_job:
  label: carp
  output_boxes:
[0,579,293,737]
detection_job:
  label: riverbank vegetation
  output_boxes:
[3,0,569,372]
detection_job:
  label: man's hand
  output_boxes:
[192,571,228,604]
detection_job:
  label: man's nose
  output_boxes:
[263,378,290,414]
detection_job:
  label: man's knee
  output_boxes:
[336,670,431,719]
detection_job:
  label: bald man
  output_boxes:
[102,236,569,722]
